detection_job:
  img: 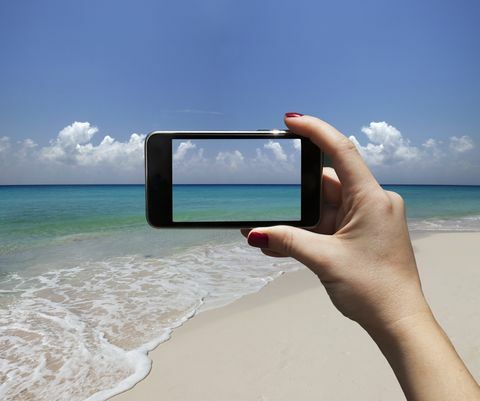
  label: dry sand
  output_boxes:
[111,233,480,401]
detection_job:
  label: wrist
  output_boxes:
[368,309,438,348]
[365,302,480,401]
[364,294,436,348]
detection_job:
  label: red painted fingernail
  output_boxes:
[248,232,269,248]
[285,112,304,118]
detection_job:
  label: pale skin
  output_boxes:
[241,114,480,401]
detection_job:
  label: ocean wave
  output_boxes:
[408,214,480,232]
[0,241,300,401]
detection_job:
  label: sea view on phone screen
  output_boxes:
[172,139,302,221]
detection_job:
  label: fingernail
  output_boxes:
[285,112,304,118]
[247,231,269,248]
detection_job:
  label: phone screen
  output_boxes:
[172,138,301,222]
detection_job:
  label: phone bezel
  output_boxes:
[145,131,322,228]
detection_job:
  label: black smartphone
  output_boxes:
[145,131,323,228]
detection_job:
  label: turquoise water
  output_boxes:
[0,185,143,257]
[384,185,480,219]
[0,184,479,264]
[0,184,479,401]
[385,185,480,231]
[173,184,301,222]
[1,185,478,248]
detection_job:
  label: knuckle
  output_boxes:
[368,190,395,213]
[336,137,358,155]
[386,190,405,208]
[370,190,407,217]
[390,192,406,217]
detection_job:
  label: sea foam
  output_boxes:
[408,214,480,232]
[0,240,300,401]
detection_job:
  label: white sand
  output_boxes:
[111,233,480,401]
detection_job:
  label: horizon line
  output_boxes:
[1,183,480,187]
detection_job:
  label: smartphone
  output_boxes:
[145,131,323,228]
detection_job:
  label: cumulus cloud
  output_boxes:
[21,138,37,149]
[1,121,478,184]
[264,140,288,161]
[215,150,244,170]
[40,122,98,163]
[75,133,145,168]
[292,139,301,151]
[349,121,478,184]
[449,135,474,153]
[0,136,10,153]
[172,139,301,184]
[421,138,444,160]
[173,140,196,161]
[349,122,421,166]
[0,122,146,184]
[37,122,145,169]
[350,122,475,168]
[422,138,439,149]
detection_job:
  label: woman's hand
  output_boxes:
[242,113,430,334]
[242,113,480,401]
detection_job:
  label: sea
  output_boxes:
[173,184,301,221]
[0,184,479,401]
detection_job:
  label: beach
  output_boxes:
[1,185,480,401]
[111,232,480,401]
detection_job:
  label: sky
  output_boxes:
[0,0,479,184]
[172,139,301,184]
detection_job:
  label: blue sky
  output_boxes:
[0,0,479,184]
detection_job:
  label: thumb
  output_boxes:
[247,225,335,270]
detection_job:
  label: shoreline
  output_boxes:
[110,232,480,401]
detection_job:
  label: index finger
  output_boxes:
[284,114,380,191]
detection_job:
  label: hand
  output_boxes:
[242,114,480,401]
[242,113,431,334]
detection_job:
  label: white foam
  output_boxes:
[0,240,300,401]
[408,214,480,232]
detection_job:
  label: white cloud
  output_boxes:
[449,135,474,153]
[74,133,145,168]
[349,122,421,166]
[351,122,476,171]
[215,150,244,170]
[292,138,301,151]
[0,136,10,153]
[348,121,479,184]
[422,138,438,148]
[173,140,196,161]
[172,140,300,184]
[422,138,444,160]
[264,140,287,161]
[41,122,99,163]
[1,121,478,185]
[0,122,146,184]
[37,122,145,170]
[14,138,38,160]
[21,138,37,149]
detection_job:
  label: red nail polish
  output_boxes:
[248,232,269,248]
[285,112,304,118]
